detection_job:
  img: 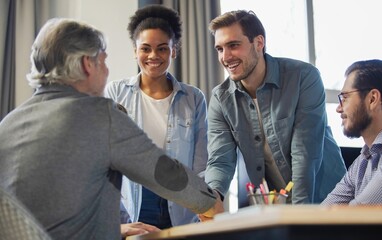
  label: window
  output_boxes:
[221,0,308,62]
[314,0,382,90]
[314,0,382,148]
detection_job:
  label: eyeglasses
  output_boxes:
[337,88,372,107]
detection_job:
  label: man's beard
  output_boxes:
[343,102,372,138]
[229,46,258,82]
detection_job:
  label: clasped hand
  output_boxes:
[198,190,224,222]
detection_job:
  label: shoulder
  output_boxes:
[106,77,136,91]
[64,95,119,119]
[104,77,138,99]
[100,97,127,112]
[274,56,319,75]
[265,54,318,76]
[277,58,320,77]
[177,82,206,100]
[211,78,234,100]
[267,55,322,88]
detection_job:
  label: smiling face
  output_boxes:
[135,28,175,80]
[214,23,263,82]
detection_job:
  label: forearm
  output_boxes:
[321,176,354,205]
[192,95,208,176]
[206,131,237,196]
[206,94,237,196]
[110,105,217,214]
[122,149,217,214]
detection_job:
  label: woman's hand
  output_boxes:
[121,222,161,237]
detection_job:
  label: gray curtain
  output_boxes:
[0,0,16,120]
[140,0,224,103]
[0,0,73,120]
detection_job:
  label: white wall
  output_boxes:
[14,0,138,107]
[79,0,138,82]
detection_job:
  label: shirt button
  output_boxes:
[250,104,255,109]
[256,166,262,171]
[167,140,171,143]
[255,135,261,141]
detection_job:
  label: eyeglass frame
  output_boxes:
[337,88,372,107]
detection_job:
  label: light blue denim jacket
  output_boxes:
[104,73,207,225]
[206,54,346,203]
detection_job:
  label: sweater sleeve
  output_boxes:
[107,101,216,214]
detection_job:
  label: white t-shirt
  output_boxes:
[140,89,173,149]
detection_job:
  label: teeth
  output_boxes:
[227,62,240,69]
[147,62,161,67]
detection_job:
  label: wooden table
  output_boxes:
[126,205,382,240]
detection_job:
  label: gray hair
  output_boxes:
[27,18,106,88]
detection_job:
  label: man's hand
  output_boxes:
[120,222,160,237]
[198,190,224,222]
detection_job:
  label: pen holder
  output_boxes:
[248,193,287,205]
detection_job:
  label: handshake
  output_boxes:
[198,190,225,222]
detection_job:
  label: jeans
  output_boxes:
[138,186,172,229]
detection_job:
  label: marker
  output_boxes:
[246,182,258,205]
[268,190,275,204]
[285,181,294,193]
[246,182,255,194]
[259,183,269,204]
[262,178,270,194]
[255,187,263,204]
[276,189,288,204]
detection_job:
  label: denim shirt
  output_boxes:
[104,73,207,225]
[206,54,346,203]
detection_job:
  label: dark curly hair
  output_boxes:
[127,5,182,49]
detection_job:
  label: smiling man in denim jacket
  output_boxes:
[205,10,346,206]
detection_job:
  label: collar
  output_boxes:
[34,83,79,95]
[361,131,382,158]
[129,72,185,95]
[227,53,281,94]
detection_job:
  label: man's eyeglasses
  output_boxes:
[337,88,372,107]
